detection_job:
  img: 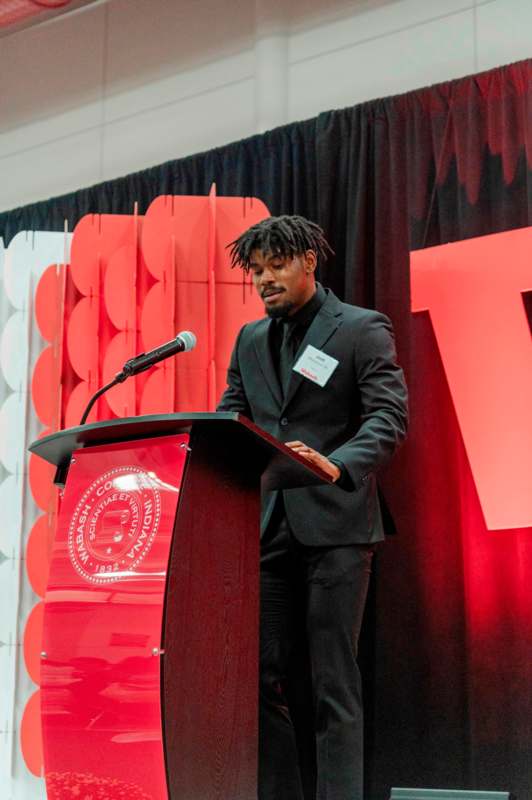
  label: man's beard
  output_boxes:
[264,300,295,318]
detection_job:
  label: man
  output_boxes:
[218,215,408,800]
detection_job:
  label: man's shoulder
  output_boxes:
[235,315,268,345]
[325,291,390,327]
[241,316,268,333]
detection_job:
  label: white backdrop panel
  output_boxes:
[0,231,71,800]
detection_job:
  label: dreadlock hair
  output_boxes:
[228,215,335,271]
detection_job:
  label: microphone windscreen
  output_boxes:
[177,330,196,352]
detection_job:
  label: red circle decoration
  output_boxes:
[31,347,58,427]
[140,368,174,415]
[64,381,104,429]
[70,214,137,295]
[66,297,100,382]
[140,283,174,353]
[23,602,44,685]
[29,451,56,511]
[69,217,100,295]
[104,245,138,331]
[35,264,62,343]
[141,195,209,282]
[141,196,174,280]
[20,690,43,777]
[26,515,52,598]
[102,332,137,417]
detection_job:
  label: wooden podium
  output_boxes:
[30,413,328,800]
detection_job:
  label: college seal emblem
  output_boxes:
[68,466,161,584]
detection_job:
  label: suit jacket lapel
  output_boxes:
[252,319,283,408]
[281,291,343,412]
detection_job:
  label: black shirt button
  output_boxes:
[280,417,289,427]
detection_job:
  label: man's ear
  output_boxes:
[304,250,317,274]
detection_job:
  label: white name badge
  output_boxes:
[293,344,339,387]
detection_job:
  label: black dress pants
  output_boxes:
[259,507,375,800]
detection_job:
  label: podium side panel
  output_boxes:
[41,434,188,800]
[163,426,260,800]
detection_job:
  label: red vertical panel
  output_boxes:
[23,260,66,778]
[213,196,269,403]
[411,226,532,530]
[68,213,145,425]
[141,193,270,414]
[212,196,270,284]
[142,196,210,413]
[174,282,209,411]
[207,184,217,409]
[215,282,263,400]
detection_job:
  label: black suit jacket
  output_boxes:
[218,288,408,546]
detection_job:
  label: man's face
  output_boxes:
[249,249,317,318]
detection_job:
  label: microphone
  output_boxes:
[79,331,196,425]
[119,331,196,378]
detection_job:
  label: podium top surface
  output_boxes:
[29,412,331,490]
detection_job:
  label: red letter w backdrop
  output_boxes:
[1,59,531,799]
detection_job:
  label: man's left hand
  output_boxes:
[285,441,341,482]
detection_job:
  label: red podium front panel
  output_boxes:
[41,434,188,800]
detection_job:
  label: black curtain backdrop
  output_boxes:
[2,59,531,799]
